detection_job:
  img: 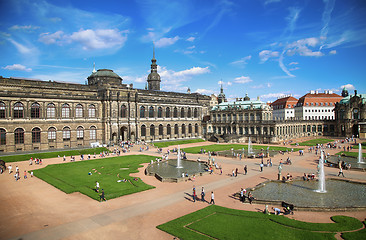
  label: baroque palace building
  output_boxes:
[0,53,210,153]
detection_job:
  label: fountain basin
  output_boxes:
[327,155,366,171]
[249,179,366,210]
[145,159,208,182]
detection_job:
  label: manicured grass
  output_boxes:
[153,139,205,148]
[342,221,366,240]
[0,147,110,163]
[32,155,155,201]
[157,205,363,240]
[182,144,301,154]
[335,151,366,158]
[292,138,334,146]
[352,143,366,149]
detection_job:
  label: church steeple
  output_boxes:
[147,44,161,91]
[217,82,226,104]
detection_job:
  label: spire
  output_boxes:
[220,82,223,93]
[153,42,155,59]
[147,44,161,91]
[92,62,96,73]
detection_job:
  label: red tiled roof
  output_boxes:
[270,96,298,109]
[297,93,342,106]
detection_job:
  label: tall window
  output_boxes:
[173,107,178,118]
[149,106,154,118]
[121,105,127,118]
[174,124,178,134]
[0,128,6,145]
[181,108,185,118]
[48,127,56,141]
[188,124,192,133]
[75,104,83,118]
[89,104,96,118]
[182,124,186,134]
[141,125,146,136]
[195,124,198,134]
[140,106,145,118]
[90,126,96,140]
[166,107,170,118]
[77,126,84,140]
[150,124,155,136]
[13,102,24,119]
[62,104,70,118]
[187,108,192,118]
[159,124,163,135]
[47,103,56,118]
[158,107,162,118]
[32,127,41,143]
[0,102,6,118]
[31,103,40,119]
[194,108,198,118]
[167,124,171,135]
[63,127,71,141]
[14,128,24,144]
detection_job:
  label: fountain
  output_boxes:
[358,143,364,164]
[315,150,326,193]
[176,145,183,168]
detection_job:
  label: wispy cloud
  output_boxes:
[195,88,213,95]
[259,50,279,63]
[186,37,195,42]
[264,0,281,5]
[230,55,252,67]
[234,76,253,84]
[30,70,90,84]
[260,92,288,100]
[319,0,336,50]
[9,25,40,31]
[3,64,32,72]
[340,84,355,91]
[155,36,179,48]
[329,50,336,55]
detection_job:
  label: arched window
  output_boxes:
[188,124,192,133]
[48,127,56,141]
[149,106,154,118]
[89,104,96,118]
[182,124,186,134]
[159,124,163,135]
[174,124,178,134]
[187,108,192,118]
[13,102,24,119]
[150,124,155,136]
[75,104,83,118]
[158,107,162,118]
[0,102,6,119]
[0,128,6,145]
[194,108,198,118]
[121,105,127,118]
[195,123,198,134]
[167,124,171,135]
[31,103,40,119]
[90,126,96,140]
[140,106,145,118]
[47,103,56,118]
[166,107,170,118]
[173,107,178,118]
[14,128,24,144]
[181,108,185,118]
[32,127,41,143]
[63,127,71,141]
[77,126,84,140]
[62,104,70,118]
[141,125,146,136]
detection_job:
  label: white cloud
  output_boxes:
[230,55,252,67]
[187,45,195,50]
[39,31,64,44]
[286,37,324,57]
[8,39,33,54]
[340,84,355,91]
[259,50,279,63]
[155,36,179,48]
[195,88,212,94]
[264,0,281,5]
[329,50,337,55]
[289,62,298,65]
[3,64,32,72]
[260,92,287,100]
[9,25,40,31]
[234,76,253,84]
[289,67,300,71]
[186,37,195,42]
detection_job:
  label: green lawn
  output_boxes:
[352,143,366,149]
[335,151,366,158]
[0,147,110,163]
[157,205,364,240]
[342,221,366,240]
[182,144,301,154]
[153,139,205,148]
[32,155,155,201]
[292,138,334,146]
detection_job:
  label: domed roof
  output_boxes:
[148,72,160,81]
[90,69,121,79]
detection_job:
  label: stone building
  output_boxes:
[0,54,210,153]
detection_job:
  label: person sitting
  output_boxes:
[272,207,281,215]
[303,173,307,181]
[286,173,290,180]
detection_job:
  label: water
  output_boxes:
[358,143,364,163]
[177,145,183,168]
[146,159,207,179]
[315,150,326,193]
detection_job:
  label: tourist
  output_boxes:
[235,168,238,177]
[232,169,235,177]
[193,186,196,202]
[248,192,254,204]
[95,181,100,192]
[100,189,107,202]
[240,188,244,203]
[272,207,281,215]
[15,166,19,174]
[24,170,27,179]
[30,171,33,177]
[201,187,205,202]
[63,155,66,161]
[29,158,33,165]
[210,191,215,204]
[260,163,263,172]
[244,165,247,175]
[8,164,12,174]
[338,167,345,177]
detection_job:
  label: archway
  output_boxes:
[120,126,128,141]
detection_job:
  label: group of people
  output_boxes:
[239,188,254,204]
[192,186,215,204]
[95,181,107,202]
[8,164,33,181]
[29,157,42,165]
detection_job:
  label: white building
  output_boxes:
[270,95,298,120]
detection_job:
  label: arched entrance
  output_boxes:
[112,132,117,144]
[120,126,128,141]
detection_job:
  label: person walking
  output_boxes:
[210,191,215,205]
[201,187,205,202]
[24,170,27,179]
[260,163,264,172]
[244,165,247,175]
[192,186,196,202]
[95,181,100,192]
[100,189,107,202]
[338,167,345,177]
[240,188,244,203]
[235,168,238,177]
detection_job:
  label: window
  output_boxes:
[140,106,145,118]
[194,108,198,118]
[141,125,146,136]
[63,127,71,141]
[181,108,185,118]
[13,102,24,119]
[62,104,70,118]
[182,124,186,134]
[0,102,6,118]
[48,127,56,141]
[173,107,178,118]
[150,125,155,136]
[174,124,178,134]
[89,104,96,118]
[90,126,96,140]
[158,107,162,118]
[188,124,192,134]
[159,124,163,135]
[0,128,6,145]
[166,107,170,118]
[187,108,192,118]
[120,105,127,118]
[75,104,83,118]
[167,124,171,135]
[14,128,24,144]
[77,126,84,140]
[195,123,198,134]
[32,127,41,143]
[149,106,154,118]
[31,103,40,119]
[47,103,56,118]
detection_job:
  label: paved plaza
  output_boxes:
[0,140,365,240]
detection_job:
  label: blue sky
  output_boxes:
[0,0,365,102]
